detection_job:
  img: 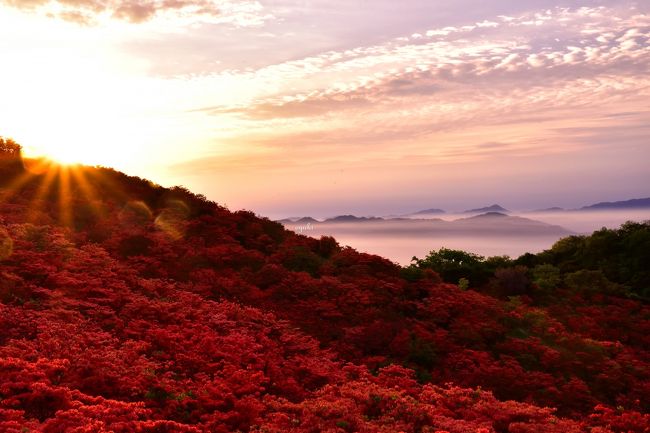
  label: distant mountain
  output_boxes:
[279,211,571,237]
[295,216,319,223]
[463,211,509,219]
[580,197,650,210]
[451,212,572,235]
[276,216,320,224]
[463,204,509,214]
[323,215,383,223]
[411,208,446,215]
[531,207,565,213]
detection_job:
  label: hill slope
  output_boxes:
[0,148,648,431]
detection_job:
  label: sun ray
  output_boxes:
[0,157,54,203]
[26,163,58,224]
[69,166,106,219]
[0,170,35,203]
[57,165,72,227]
[84,167,130,204]
[0,156,119,230]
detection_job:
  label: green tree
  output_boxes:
[531,264,561,292]
[564,269,622,296]
[411,247,487,284]
[528,221,649,298]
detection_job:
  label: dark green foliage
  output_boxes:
[564,269,622,296]
[408,248,518,293]
[519,221,650,298]
[531,264,561,292]
[484,255,514,270]
[409,247,489,285]
[410,221,649,299]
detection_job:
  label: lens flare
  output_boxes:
[119,201,153,227]
[154,200,190,240]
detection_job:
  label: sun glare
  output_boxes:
[37,145,86,165]
[16,110,160,168]
[0,141,122,233]
[23,141,101,166]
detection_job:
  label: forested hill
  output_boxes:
[1,139,648,432]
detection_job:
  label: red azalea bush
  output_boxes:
[0,163,648,431]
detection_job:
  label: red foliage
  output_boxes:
[0,166,648,431]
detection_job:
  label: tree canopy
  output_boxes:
[0,136,22,158]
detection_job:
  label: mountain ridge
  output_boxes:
[463,204,509,213]
[580,197,650,210]
[277,196,650,221]
[279,211,573,238]
[411,207,446,215]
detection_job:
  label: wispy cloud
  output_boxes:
[201,7,649,121]
[1,0,272,24]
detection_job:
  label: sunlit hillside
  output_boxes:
[1,139,648,432]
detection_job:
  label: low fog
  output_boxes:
[283,210,650,265]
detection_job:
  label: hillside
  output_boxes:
[0,144,648,432]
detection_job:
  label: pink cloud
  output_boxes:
[192,7,648,124]
[1,0,270,24]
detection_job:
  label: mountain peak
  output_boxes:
[463,204,509,214]
[324,215,383,223]
[411,208,446,215]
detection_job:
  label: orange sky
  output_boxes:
[1,1,649,217]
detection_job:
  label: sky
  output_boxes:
[1,0,649,218]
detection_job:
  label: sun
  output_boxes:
[41,144,87,165]
[21,132,135,168]
[22,142,89,166]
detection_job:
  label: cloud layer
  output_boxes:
[203,7,649,121]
